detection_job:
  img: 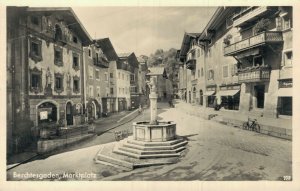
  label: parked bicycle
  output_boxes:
[243,117,260,133]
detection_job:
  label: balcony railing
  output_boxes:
[93,58,109,68]
[224,31,283,56]
[232,6,271,27]
[238,66,271,83]
[186,59,196,70]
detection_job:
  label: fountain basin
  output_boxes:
[132,121,176,142]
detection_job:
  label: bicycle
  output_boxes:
[243,117,260,133]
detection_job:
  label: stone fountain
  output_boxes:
[94,73,187,169]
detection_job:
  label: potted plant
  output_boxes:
[223,34,232,46]
[253,18,270,35]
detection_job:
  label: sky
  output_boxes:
[72,7,217,57]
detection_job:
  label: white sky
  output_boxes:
[72,7,217,56]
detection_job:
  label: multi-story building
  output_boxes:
[118,53,140,110]
[83,41,109,120]
[177,33,204,105]
[137,56,149,106]
[7,7,92,153]
[177,6,292,119]
[96,38,119,113]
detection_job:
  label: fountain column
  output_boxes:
[149,76,158,125]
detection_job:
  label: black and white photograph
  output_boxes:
[1,1,300,190]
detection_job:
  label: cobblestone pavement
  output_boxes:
[7,102,292,181]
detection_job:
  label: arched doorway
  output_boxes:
[87,99,100,119]
[200,90,203,106]
[66,101,73,126]
[37,101,58,125]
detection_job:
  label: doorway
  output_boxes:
[66,102,73,126]
[254,85,265,109]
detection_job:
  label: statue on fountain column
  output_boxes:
[147,77,157,94]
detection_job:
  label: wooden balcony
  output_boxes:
[186,59,196,70]
[224,31,283,56]
[93,58,109,68]
[238,66,271,83]
[232,6,272,27]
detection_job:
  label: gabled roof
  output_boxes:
[95,38,118,61]
[26,7,92,46]
[147,67,166,76]
[178,32,201,59]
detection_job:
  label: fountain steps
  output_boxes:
[112,138,188,159]
[122,140,188,151]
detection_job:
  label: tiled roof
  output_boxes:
[95,38,118,61]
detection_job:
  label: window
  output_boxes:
[96,87,100,97]
[231,64,238,76]
[73,54,79,71]
[89,66,93,79]
[54,46,63,66]
[54,24,63,41]
[277,12,292,31]
[29,38,42,62]
[73,77,80,93]
[110,88,114,94]
[284,51,293,66]
[130,74,135,82]
[88,49,91,57]
[95,70,100,80]
[54,73,64,93]
[89,86,93,97]
[31,74,40,88]
[208,70,214,80]
[31,16,39,25]
[223,66,229,78]
[72,36,78,43]
[110,73,113,78]
[253,56,263,66]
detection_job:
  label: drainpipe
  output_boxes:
[83,48,88,122]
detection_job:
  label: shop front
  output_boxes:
[277,79,292,117]
[205,85,216,108]
[219,84,241,111]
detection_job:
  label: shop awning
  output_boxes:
[204,91,215,96]
[219,89,240,96]
[278,88,292,97]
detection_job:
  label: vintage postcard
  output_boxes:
[1,1,300,191]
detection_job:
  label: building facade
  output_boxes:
[95,38,120,114]
[137,56,149,106]
[83,42,109,120]
[7,7,92,153]
[177,6,293,119]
